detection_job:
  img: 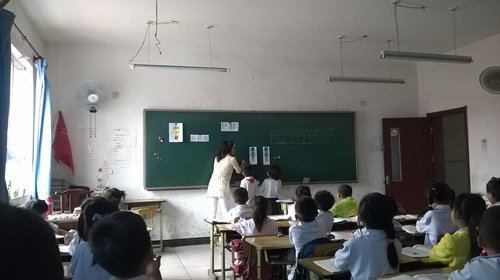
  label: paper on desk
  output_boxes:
[401,245,432,258]
[333,217,356,223]
[330,231,354,241]
[59,245,70,254]
[402,225,417,234]
[313,258,340,273]
[276,199,294,203]
[379,274,449,280]
[269,215,290,221]
[394,214,418,220]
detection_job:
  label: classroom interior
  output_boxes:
[3,0,500,277]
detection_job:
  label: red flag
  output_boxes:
[52,111,74,174]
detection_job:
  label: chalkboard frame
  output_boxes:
[143,109,358,190]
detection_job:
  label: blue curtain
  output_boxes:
[0,9,15,203]
[33,58,52,199]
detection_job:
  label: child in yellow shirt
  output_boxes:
[429,193,486,271]
[329,184,358,218]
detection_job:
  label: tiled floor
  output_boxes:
[159,244,233,280]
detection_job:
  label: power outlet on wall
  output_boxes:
[360,100,367,106]
[481,138,487,149]
[112,91,120,99]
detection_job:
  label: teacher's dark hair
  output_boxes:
[216,140,235,162]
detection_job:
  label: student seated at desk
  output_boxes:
[288,196,325,280]
[334,193,402,280]
[289,185,312,221]
[22,199,72,236]
[224,187,253,222]
[70,197,119,280]
[416,183,456,246]
[314,190,335,235]
[449,206,500,279]
[90,211,162,280]
[233,196,278,236]
[329,184,358,218]
[486,177,500,207]
[0,203,64,280]
[429,193,486,272]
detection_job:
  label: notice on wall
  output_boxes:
[262,146,270,165]
[221,122,239,132]
[249,146,258,165]
[169,123,183,143]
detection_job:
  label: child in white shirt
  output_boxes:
[288,196,325,280]
[289,185,311,221]
[334,193,402,280]
[314,190,335,235]
[240,165,259,205]
[260,164,282,215]
[449,206,500,280]
[416,183,456,246]
[224,188,253,222]
[234,196,278,236]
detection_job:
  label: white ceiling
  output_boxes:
[17,0,500,59]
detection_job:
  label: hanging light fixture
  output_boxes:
[328,35,405,84]
[380,1,473,64]
[128,0,229,72]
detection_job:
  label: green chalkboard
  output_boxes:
[144,110,357,189]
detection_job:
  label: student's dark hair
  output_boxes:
[428,182,453,205]
[486,177,500,202]
[22,199,48,215]
[252,196,268,233]
[295,196,318,222]
[295,185,311,198]
[478,206,500,252]
[102,187,126,207]
[358,193,399,269]
[267,164,281,180]
[216,140,234,162]
[314,190,335,211]
[81,197,119,241]
[0,203,64,280]
[233,188,249,205]
[90,211,152,278]
[451,193,486,258]
[76,197,99,241]
[338,184,353,198]
[242,165,253,177]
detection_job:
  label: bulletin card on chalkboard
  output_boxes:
[144,110,357,190]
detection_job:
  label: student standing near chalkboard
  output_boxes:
[206,141,247,218]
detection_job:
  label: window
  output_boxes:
[5,44,35,199]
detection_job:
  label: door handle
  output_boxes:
[384,175,391,185]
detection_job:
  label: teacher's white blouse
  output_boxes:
[206,156,242,198]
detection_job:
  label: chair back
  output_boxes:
[131,205,156,231]
[54,188,92,213]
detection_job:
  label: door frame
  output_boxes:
[427,106,471,192]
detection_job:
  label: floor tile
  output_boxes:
[160,268,191,280]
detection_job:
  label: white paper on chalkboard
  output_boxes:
[200,135,210,142]
[190,134,200,142]
[221,122,239,132]
[262,146,270,165]
[249,146,258,165]
[169,123,183,143]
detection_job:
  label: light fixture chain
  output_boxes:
[154,0,162,54]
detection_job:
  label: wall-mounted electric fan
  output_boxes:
[479,66,500,95]
[74,80,108,137]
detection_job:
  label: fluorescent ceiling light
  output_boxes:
[129,63,230,72]
[381,50,473,64]
[328,76,405,84]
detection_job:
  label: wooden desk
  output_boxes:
[376,268,447,279]
[297,255,420,279]
[48,214,79,231]
[122,199,166,252]
[245,235,294,280]
[276,199,294,215]
[204,219,232,280]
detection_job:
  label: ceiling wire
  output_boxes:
[154,0,162,54]
[207,27,214,67]
[338,35,367,76]
[128,23,151,62]
[392,1,426,51]
[451,7,457,55]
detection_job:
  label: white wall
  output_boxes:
[46,42,419,240]
[418,33,500,194]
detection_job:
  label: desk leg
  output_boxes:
[221,231,226,280]
[209,224,215,277]
[159,205,163,252]
[257,248,262,280]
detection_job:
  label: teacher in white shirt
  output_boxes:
[206,141,246,218]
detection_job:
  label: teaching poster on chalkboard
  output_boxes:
[144,110,357,190]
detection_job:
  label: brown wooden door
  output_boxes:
[383,118,434,214]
